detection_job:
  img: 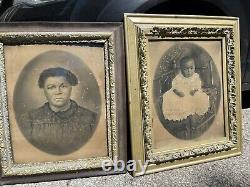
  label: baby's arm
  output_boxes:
[171,74,185,97]
[190,73,202,96]
[173,89,185,97]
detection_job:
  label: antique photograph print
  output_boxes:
[125,14,242,176]
[153,41,221,141]
[7,45,106,164]
[15,50,100,156]
[0,23,126,182]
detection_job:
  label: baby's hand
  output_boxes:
[173,89,185,97]
[190,89,198,96]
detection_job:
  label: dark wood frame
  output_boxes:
[0,22,127,185]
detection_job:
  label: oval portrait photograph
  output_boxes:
[153,42,221,140]
[14,50,101,155]
[3,44,108,164]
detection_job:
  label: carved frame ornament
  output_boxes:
[0,23,126,183]
[125,14,242,176]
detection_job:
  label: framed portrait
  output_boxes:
[0,23,127,184]
[124,14,242,176]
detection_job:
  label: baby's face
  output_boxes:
[180,59,195,78]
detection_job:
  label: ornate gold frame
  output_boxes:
[124,14,242,176]
[0,23,126,184]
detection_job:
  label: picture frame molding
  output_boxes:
[124,13,242,176]
[0,23,126,184]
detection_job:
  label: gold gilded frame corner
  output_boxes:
[124,13,242,176]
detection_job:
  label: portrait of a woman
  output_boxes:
[20,67,97,155]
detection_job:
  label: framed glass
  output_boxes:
[0,22,127,184]
[124,14,242,176]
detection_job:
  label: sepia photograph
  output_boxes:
[0,23,126,183]
[18,66,98,155]
[10,48,102,157]
[6,45,106,163]
[125,14,242,176]
[151,41,224,150]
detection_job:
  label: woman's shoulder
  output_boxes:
[77,105,96,117]
[29,103,50,119]
[20,103,48,121]
[19,104,50,127]
[73,101,97,123]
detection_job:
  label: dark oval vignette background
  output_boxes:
[13,50,102,155]
[153,42,222,140]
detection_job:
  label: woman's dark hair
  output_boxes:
[38,67,78,88]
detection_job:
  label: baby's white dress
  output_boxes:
[162,72,209,121]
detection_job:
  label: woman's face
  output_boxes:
[180,59,195,78]
[43,76,72,108]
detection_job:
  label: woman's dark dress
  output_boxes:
[19,100,97,155]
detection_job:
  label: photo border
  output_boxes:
[0,23,126,184]
[124,14,242,176]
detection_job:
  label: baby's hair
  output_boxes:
[38,67,78,88]
[179,55,195,68]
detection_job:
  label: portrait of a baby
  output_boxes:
[153,42,221,140]
[162,55,209,121]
